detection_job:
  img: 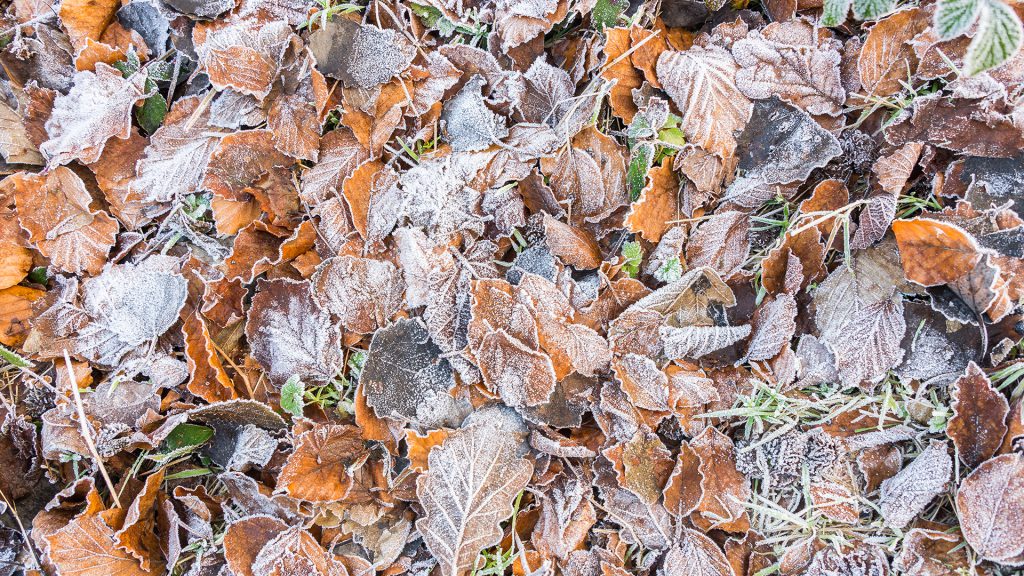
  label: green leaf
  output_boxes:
[621,241,643,278]
[0,344,32,368]
[163,423,214,452]
[280,374,305,418]
[657,127,686,147]
[592,0,628,30]
[27,266,47,285]
[137,92,167,135]
[821,0,853,27]
[164,467,212,480]
[656,257,684,283]
[628,142,654,201]
[852,0,895,20]
[965,0,1024,75]
[935,0,982,38]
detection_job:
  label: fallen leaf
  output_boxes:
[278,423,368,502]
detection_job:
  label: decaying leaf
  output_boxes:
[878,440,951,529]
[948,362,1010,468]
[278,423,368,502]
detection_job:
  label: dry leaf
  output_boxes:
[278,423,368,502]
[948,362,1010,468]
[956,452,1024,563]
[892,218,983,286]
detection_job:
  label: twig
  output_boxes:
[62,350,121,508]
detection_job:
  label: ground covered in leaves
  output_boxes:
[1,0,1024,575]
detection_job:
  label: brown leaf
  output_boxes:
[59,0,119,50]
[874,142,924,195]
[956,452,1024,563]
[310,256,405,334]
[6,166,118,276]
[45,512,147,576]
[894,528,975,576]
[948,363,1010,468]
[416,421,533,576]
[664,441,704,517]
[342,160,402,247]
[858,8,929,97]
[657,44,753,158]
[542,213,603,270]
[685,210,751,281]
[601,27,643,123]
[245,278,344,385]
[540,126,629,226]
[278,423,368,502]
[603,430,674,505]
[733,19,846,116]
[223,516,289,576]
[745,293,797,362]
[690,426,751,533]
[193,17,291,100]
[892,218,983,286]
[659,527,735,576]
[626,161,682,243]
[0,209,32,290]
[115,469,166,572]
[477,329,557,408]
[0,285,44,347]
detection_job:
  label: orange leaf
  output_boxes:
[892,218,982,286]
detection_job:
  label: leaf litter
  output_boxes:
[1,0,1024,575]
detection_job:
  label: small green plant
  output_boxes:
[280,375,305,418]
[592,0,629,30]
[410,4,490,46]
[621,240,643,278]
[302,0,364,30]
[655,256,683,283]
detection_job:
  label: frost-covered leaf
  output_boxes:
[690,426,751,533]
[360,318,461,427]
[416,421,533,576]
[745,293,797,361]
[76,256,187,366]
[685,210,751,281]
[935,0,981,39]
[300,128,370,205]
[964,0,1024,75]
[442,75,509,152]
[0,100,43,165]
[194,17,292,99]
[309,19,416,88]
[540,126,629,225]
[658,528,734,576]
[245,278,344,385]
[726,98,842,195]
[661,324,751,360]
[131,96,222,203]
[45,513,147,576]
[879,440,951,529]
[956,452,1024,563]
[815,261,907,389]
[948,362,1010,468]
[40,63,147,165]
[656,44,753,158]
[311,256,405,335]
[821,0,853,26]
[733,19,846,116]
[858,8,930,96]
[4,167,118,276]
[477,328,558,407]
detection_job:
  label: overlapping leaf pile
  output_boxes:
[1,0,1024,575]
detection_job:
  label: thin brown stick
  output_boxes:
[62,350,121,508]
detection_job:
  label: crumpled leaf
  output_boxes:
[416,421,533,576]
